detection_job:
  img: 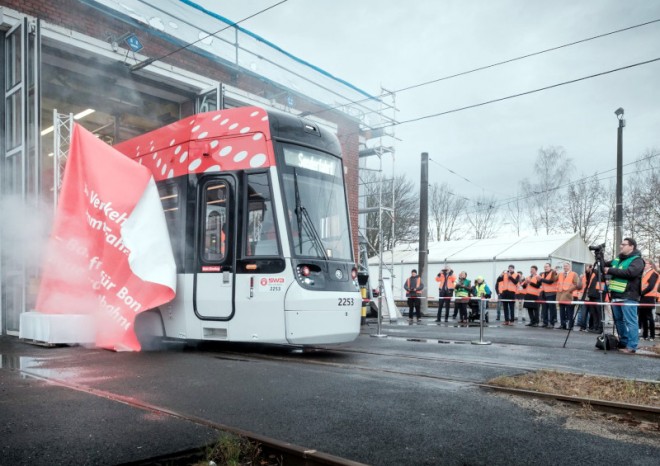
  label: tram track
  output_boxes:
[218,346,660,421]
[14,366,368,466]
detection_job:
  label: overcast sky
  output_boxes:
[196,1,660,207]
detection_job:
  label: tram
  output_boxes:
[114,106,361,346]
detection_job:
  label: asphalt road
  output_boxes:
[1,317,658,465]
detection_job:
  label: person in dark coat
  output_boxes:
[604,237,644,354]
[404,269,424,323]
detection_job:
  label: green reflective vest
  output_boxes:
[609,255,637,294]
[455,279,471,297]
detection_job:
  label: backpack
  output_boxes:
[595,334,619,351]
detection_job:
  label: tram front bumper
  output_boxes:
[284,307,361,344]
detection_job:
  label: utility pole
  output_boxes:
[419,152,429,315]
[614,107,625,250]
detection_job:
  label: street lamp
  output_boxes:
[614,107,625,250]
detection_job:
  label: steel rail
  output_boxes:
[220,348,660,419]
[15,367,369,466]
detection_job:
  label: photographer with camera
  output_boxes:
[603,237,644,354]
[496,265,520,325]
[556,262,579,330]
[539,263,559,328]
[435,265,456,322]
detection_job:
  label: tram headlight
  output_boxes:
[296,264,315,285]
[351,267,357,280]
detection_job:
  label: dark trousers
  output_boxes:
[501,292,515,322]
[639,299,656,338]
[559,303,573,328]
[541,294,557,325]
[437,292,452,320]
[585,302,603,332]
[408,298,421,319]
[455,300,468,321]
[526,306,539,324]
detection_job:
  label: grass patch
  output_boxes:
[192,433,281,466]
[489,370,660,407]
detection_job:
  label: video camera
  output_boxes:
[589,243,606,267]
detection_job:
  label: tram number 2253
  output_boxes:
[338,297,355,306]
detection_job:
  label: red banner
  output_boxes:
[35,124,176,351]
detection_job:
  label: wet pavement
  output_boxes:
[1,314,658,465]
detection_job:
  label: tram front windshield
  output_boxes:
[281,144,352,261]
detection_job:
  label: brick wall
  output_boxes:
[4,0,363,259]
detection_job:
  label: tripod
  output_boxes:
[563,256,612,349]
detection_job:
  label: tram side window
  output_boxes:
[203,182,228,262]
[158,183,182,268]
[246,173,278,256]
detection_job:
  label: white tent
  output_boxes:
[369,233,594,300]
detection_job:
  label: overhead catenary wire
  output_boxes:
[368,56,660,132]
[449,151,660,217]
[358,56,660,213]
[458,164,659,217]
[307,18,660,117]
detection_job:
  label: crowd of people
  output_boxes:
[403,237,659,354]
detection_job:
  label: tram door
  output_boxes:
[194,177,234,319]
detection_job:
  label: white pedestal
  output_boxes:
[19,311,96,345]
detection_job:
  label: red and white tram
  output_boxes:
[114,106,361,346]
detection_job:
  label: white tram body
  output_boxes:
[114,106,361,345]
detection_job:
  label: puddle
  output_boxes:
[0,353,76,380]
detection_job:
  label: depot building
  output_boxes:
[0,1,388,335]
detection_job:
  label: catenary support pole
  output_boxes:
[419,152,429,316]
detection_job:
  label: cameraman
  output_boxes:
[603,237,644,354]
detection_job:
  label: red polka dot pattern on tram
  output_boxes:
[114,106,275,181]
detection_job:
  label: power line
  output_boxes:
[390,19,660,95]
[426,150,660,217]
[428,158,508,196]
[309,18,660,117]
[462,151,660,216]
[369,56,660,131]
[131,0,289,71]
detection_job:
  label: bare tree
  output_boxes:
[429,182,466,241]
[520,146,573,234]
[560,173,608,245]
[466,194,500,239]
[624,149,660,256]
[361,171,419,253]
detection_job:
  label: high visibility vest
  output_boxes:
[540,270,558,293]
[435,273,456,290]
[405,276,423,297]
[584,272,605,295]
[473,282,488,297]
[524,275,541,297]
[557,271,578,292]
[502,273,519,293]
[573,273,586,298]
[455,279,471,298]
[608,256,637,294]
[642,269,660,299]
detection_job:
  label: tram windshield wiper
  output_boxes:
[293,168,329,260]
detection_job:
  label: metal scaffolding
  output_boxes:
[52,110,74,209]
[357,87,398,331]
